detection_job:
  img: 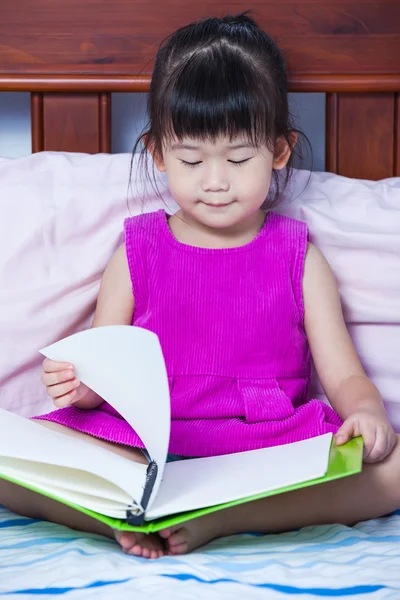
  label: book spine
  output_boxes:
[126,460,158,526]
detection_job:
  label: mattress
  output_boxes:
[0,505,399,598]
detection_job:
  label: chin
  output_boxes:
[192,204,244,228]
[198,213,241,229]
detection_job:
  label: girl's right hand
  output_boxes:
[41,358,83,408]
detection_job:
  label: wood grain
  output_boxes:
[1,1,399,75]
[326,93,338,173]
[0,0,398,176]
[337,93,395,179]
[1,74,399,93]
[34,93,111,153]
[31,92,44,153]
[395,93,400,176]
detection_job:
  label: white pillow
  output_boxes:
[0,153,399,431]
[278,171,400,430]
[0,152,176,417]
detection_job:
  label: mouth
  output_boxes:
[202,202,233,208]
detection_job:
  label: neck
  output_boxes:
[169,209,267,249]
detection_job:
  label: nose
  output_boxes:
[201,162,230,193]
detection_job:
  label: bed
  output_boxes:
[0,1,400,597]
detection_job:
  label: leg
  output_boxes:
[160,435,400,555]
[0,420,163,558]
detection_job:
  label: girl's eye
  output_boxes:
[180,158,250,168]
[228,158,251,166]
[180,160,202,168]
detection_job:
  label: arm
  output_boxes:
[303,243,396,462]
[42,244,134,409]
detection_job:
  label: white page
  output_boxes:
[0,456,132,504]
[147,433,332,519]
[0,461,131,519]
[0,408,146,515]
[40,326,171,508]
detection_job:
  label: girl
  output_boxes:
[1,14,399,559]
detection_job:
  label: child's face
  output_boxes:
[153,136,290,229]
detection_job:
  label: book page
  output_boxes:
[147,433,332,519]
[0,457,134,518]
[40,326,171,507]
[0,408,147,513]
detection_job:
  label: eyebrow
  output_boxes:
[171,142,254,151]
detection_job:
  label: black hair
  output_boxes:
[130,12,310,208]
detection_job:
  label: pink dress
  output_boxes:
[35,210,342,456]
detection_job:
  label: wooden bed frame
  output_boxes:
[0,0,399,180]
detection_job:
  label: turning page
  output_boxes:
[0,408,147,518]
[40,326,171,510]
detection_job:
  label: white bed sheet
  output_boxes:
[0,505,399,599]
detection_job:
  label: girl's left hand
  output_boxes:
[335,407,397,463]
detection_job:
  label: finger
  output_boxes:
[335,420,355,445]
[363,426,379,462]
[53,389,78,408]
[41,369,75,387]
[365,428,394,463]
[42,358,74,373]
[388,431,398,456]
[46,379,80,400]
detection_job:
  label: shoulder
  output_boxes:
[124,209,167,252]
[92,243,134,327]
[102,243,131,280]
[303,243,338,305]
[269,211,308,236]
[124,209,165,236]
[304,243,335,281]
[268,213,309,286]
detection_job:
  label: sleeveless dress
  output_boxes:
[35,210,342,457]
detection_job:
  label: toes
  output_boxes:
[114,529,165,559]
[142,547,151,559]
[168,529,187,547]
[115,531,136,551]
[164,528,189,555]
[158,528,172,539]
[168,541,188,555]
[159,525,180,539]
[128,543,144,556]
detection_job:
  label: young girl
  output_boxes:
[1,14,399,560]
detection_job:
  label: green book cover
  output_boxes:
[0,327,364,534]
[0,436,363,533]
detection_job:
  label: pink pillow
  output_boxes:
[0,153,399,431]
[0,152,175,416]
[278,172,400,430]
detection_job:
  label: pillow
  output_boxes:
[0,152,176,417]
[0,153,399,431]
[278,171,400,430]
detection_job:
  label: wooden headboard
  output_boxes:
[1,1,399,179]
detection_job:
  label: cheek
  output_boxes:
[237,166,272,200]
[165,167,193,200]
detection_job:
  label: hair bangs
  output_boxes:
[131,14,312,210]
[159,45,276,149]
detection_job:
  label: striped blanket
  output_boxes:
[0,505,399,598]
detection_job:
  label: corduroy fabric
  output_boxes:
[36,210,342,456]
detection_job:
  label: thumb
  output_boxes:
[335,419,355,445]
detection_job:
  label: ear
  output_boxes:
[273,133,298,170]
[145,136,166,172]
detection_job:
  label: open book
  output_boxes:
[0,327,363,533]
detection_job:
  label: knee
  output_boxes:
[379,438,400,509]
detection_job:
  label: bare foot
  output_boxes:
[114,530,165,559]
[159,513,224,555]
